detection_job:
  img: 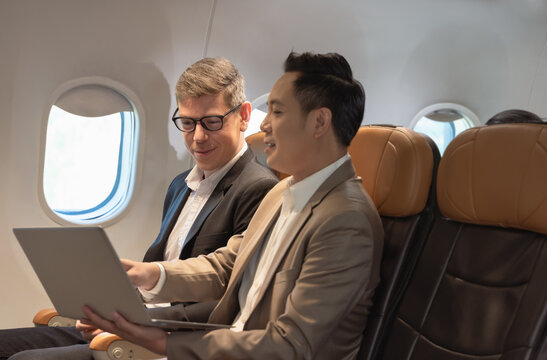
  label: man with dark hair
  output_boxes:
[1,57,277,360]
[283,51,365,146]
[485,109,544,125]
[83,51,384,359]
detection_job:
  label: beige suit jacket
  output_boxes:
[157,160,383,359]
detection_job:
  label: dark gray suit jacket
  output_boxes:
[143,148,278,262]
[143,148,278,321]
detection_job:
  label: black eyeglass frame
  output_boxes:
[171,103,242,132]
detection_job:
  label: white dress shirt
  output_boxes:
[140,143,247,301]
[163,143,248,261]
[231,153,350,332]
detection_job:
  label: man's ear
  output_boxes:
[239,102,251,132]
[311,107,332,139]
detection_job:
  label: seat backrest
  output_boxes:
[245,132,288,179]
[381,123,547,360]
[348,125,439,360]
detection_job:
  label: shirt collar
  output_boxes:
[284,153,350,213]
[185,142,248,191]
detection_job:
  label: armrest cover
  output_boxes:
[90,332,163,360]
[33,308,59,326]
[90,332,123,351]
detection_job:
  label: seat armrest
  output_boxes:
[90,332,164,360]
[33,308,77,327]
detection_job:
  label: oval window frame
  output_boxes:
[38,76,145,226]
[410,102,479,154]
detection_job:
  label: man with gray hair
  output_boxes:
[1,57,277,360]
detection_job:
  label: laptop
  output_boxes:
[13,226,231,330]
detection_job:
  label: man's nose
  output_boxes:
[260,115,271,133]
[193,122,208,141]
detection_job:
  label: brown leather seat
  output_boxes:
[380,123,547,359]
[349,125,439,360]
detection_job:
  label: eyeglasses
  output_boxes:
[171,104,242,132]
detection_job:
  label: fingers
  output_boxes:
[81,305,168,355]
[76,319,99,331]
[82,306,141,340]
[81,328,103,342]
[75,320,90,331]
[120,258,134,271]
[81,306,113,331]
[108,312,143,336]
[76,319,103,341]
[109,316,168,355]
[81,306,131,341]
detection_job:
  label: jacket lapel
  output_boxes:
[229,196,283,284]
[244,160,358,319]
[180,187,223,250]
[143,186,191,261]
[211,160,357,324]
[208,180,287,324]
[180,149,255,252]
[242,207,312,317]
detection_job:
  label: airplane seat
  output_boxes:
[348,125,439,360]
[245,131,288,179]
[380,123,547,360]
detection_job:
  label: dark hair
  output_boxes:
[283,51,365,146]
[485,109,544,125]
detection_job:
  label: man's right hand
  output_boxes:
[75,320,103,342]
[120,259,160,291]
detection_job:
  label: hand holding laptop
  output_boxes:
[82,305,168,356]
[75,259,165,343]
[75,319,103,341]
[14,227,232,331]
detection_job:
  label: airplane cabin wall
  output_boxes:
[204,0,547,122]
[1,0,546,328]
[0,0,209,328]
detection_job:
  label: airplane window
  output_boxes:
[41,79,141,225]
[246,93,269,137]
[410,103,479,155]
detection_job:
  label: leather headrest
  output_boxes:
[437,123,547,235]
[349,126,434,217]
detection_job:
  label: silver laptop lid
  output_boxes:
[13,226,151,324]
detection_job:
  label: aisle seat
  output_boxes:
[380,123,547,360]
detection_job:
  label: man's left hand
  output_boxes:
[81,305,167,355]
